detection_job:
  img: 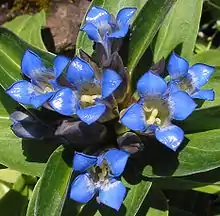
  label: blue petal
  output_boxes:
[137,71,167,97]
[167,52,189,80]
[120,103,147,132]
[169,91,197,120]
[99,179,126,211]
[49,88,78,116]
[6,80,38,105]
[188,63,215,88]
[168,82,181,94]
[53,55,70,78]
[86,6,111,26]
[109,7,136,38]
[66,57,95,89]
[21,49,45,79]
[30,92,53,108]
[155,124,184,151]
[101,69,122,98]
[73,152,97,173]
[77,103,106,125]
[70,174,95,203]
[81,23,102,43]
[191,89,215,101]
[104,149,130,177]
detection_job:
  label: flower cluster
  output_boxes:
[5,6,215,211]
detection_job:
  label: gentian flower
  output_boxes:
[6,50,70,108]
[167,52,215,101]
[49,57,122,124]
[82,6,136,59]
[120,71,197,151]
[70,149,130,211]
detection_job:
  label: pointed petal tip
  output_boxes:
[155,124,184,151]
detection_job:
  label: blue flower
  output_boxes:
[6,50,70,108]
[167,52,215,101]
[70,149,130,211]
[49,57,122,124]
[120,71,197,151]
[81,6,136,58]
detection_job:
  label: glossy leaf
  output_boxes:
[26,180,41,216]
[4,10,47,51]
[142,128,220,177]
[137,184,168,216]
[190,50,220,67]
[0,87,54,177]
[34,146,72,216]
[128,0,177,75]
[76,0,148,55]
[0,27,55,89]
[153,0,203,62]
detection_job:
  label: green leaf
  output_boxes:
[76,0,148,55]
[137,184,168,216]
[3,10,47,51]
[0,27,55,90]
[153,0,203,62]
[34,146,72,216]
[190,49,220,67]
[0,87,56,177]
[26,180,41,216]
[154,177,220,194]
[128,0,177,75]
[123,180,152,216]
[142,128,220,177]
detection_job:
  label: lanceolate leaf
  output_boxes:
[142,128,220,177]
[26,179,41,216]
[0,27,55,89]
[76,0,148,55]
[153,0,203,62]
[128,0,177,75]
[34,146,72,216]
[137,184,168,216]
[190,49,220,67]
[3,10,47,51]
[122,180,152,216]
[0,87,53,177]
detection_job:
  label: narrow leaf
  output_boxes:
[153,0,203,62]
[128,0,177,74]
[4,10,47,51]
[34,146,72,216]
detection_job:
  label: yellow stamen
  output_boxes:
[44,86,52,93]
[146,108,159,125]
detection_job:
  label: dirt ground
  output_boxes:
[0,0,91,53]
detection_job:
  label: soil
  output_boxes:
[0,0,91,53]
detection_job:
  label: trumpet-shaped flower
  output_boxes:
[6,50,70,108]
[167,52,215,101]
[81,6,136,58]
[70,149,130,211]
[49,57,122,124]
[120,71,197,151]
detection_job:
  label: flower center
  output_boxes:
[89,160,110,189]
[176,78,195,95]
[143,98,169,126]
[80,94,101,107]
